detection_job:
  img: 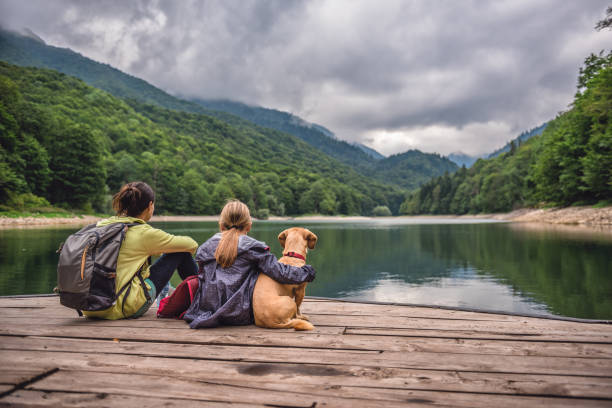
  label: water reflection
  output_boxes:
[1,220,610,319]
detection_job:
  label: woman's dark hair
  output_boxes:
[112,182,155,217]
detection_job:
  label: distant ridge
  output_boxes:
[0,27,458,190]
[353,142,385,160]
[0,27,210,115]
[447,152,481,168]
[487,123,548,159]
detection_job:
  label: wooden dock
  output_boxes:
[0,296,611,407]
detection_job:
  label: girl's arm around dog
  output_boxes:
[248,248,315,284]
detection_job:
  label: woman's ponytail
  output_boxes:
[112,182,155,217]
[215,200,251,268]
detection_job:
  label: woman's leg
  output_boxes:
[148,252,197,294]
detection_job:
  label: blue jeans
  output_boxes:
[148,252,198,294]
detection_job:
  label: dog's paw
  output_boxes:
[297,314,310,321]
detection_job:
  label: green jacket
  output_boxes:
[83,216,198,320]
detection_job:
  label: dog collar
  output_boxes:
[283,251,305,261]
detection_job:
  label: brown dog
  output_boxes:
[252,227,317,331]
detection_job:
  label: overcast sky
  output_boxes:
[1,0,610,156]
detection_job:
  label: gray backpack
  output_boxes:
[56,222,149,315]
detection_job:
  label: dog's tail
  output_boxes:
[263,318,315,331]
[290,319,315,331]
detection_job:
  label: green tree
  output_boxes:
[47,123,106,209]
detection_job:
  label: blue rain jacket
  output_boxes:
[183,233,316,329]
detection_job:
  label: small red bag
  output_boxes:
[157,275,200,319]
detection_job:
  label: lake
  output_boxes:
[1,219,611,320]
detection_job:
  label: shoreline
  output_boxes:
[1,206,610,229]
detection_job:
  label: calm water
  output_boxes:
[1,219,611,320]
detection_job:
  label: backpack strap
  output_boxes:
[119,258,151,318]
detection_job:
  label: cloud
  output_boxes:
[1,0,610,155]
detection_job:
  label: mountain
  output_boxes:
[194,99,457,189]
[191,98,380,168]
[0,27,457,191]
[447,152,480,168]
[353,142,385,160]
[0,27,209,115]
[447,123,548,168]
[374,150,458,189]
[487,123,548,159]
[0,61,406,215]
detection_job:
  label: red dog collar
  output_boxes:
[283,251,305,261]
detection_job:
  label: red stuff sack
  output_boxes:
[157,275,199,319]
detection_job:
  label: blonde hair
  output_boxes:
[215,200,252,268]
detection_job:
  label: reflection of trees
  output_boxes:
[416,224,612,319]
[0,228,74,295]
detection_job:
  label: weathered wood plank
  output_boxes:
[344,327,612,343]
[0,386,12,394]
[0,314,342,335]
[25,369,610,408]
[25,369,416,408]
[3,348,612,396]
[0,390,263,407]
[2,320,610,351]
[0,330,612,364]
[0,339,610,399]
[3,309,609,337]
[0,296,587,324]
[0,370,44,386]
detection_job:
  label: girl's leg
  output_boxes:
[148,252,197,294]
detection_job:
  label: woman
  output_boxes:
[84,181,198,319]
[183,200,315,328]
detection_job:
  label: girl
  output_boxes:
[183,200,315,328]
[84,181,198,320]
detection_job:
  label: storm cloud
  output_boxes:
[1,0,610,155]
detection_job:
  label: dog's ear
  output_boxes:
[278,229,288,249]
[306,231,318,249]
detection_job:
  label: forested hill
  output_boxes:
[193,99,458,189]
[487,123,548,159]
[0,27,208,115]
[374,150,458,189]
[0,62,405,216]
[192,98,376,170]
[400,51,612,215]
[0,28,457,191]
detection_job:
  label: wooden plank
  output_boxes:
[2,334,612,373]
[344,327,612,343]
[26,369,609,408]
[0,315,345,336]
[3,331,611,362]
[0,390,262,407]
[26,369,415,408]
[3,349,612,396]
[3,309,609,337]
[0,338,609,399]
[0,370,44,386]
[301,299,600,322]
[0,296,584,324]
[2,320,611,350]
